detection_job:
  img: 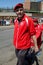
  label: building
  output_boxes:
[23,0,43,17]
[0,12,17,18]
[40,1,43,12]
[23,0,30,10]
[24,0,41,11]
[0,0,43,21]
[30,1,41,11]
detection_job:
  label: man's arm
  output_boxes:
[32,35,39,53]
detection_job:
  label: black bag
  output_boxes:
[26,48,35,58]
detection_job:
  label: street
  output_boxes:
[0,29,17,65]
[0,28,43,65]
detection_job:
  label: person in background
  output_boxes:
[41,23,43,31]
[31,18,42,49]
[13,3,39,65]
[30,18,43,65]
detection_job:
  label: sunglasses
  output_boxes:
[15,8,23,12]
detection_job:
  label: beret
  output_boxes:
[33,18,38,23]
[14,3,23,11]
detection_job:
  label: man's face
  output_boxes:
[34,22,38,26]
[15,8,24,19]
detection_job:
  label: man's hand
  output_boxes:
[32,35,39,53]
[34,46,39,53]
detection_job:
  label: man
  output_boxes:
[13,3,39,65]
[30,18,43,65]
[31,18,42,49]
[41,24,43,31]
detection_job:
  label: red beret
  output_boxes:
[33,18,38,23]
[14,3,23,11]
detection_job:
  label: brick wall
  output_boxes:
[23,0,30,10]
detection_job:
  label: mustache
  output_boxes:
[18,13,22,15]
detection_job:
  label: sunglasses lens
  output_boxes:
[16,8,23,12]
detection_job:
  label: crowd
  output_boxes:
[0,17,14,26]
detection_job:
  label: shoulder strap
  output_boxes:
[25,17,28,26]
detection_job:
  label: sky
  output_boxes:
[0,0,24,8]
[0,0,42,9]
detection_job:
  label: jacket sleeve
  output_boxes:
[28,17,36,36]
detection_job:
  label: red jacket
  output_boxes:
[41,24,43,31]
[31,24,42,49]
[13,14,36,49]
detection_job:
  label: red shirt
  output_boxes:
[13,14,36,49]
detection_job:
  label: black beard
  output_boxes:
[18,14,24,22]
[18,18,21,22]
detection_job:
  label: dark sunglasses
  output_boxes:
[15,8,23,12]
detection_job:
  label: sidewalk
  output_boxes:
[0,25,14,31]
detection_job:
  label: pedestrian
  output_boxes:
[13,3,39,65]
[41,23,43,31]
[31,18,42,49]
[31,18,43,65]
